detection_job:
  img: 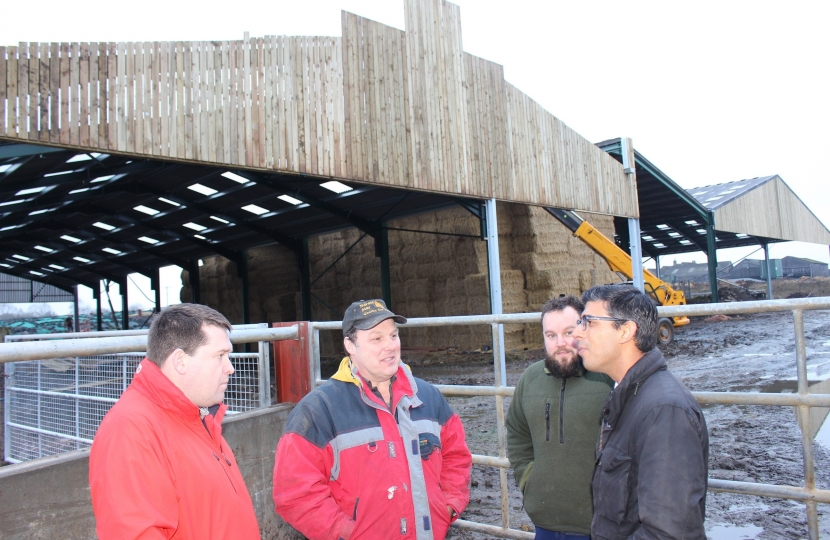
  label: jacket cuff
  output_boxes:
[445,498,463,523]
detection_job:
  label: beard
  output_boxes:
[544,348,584,379]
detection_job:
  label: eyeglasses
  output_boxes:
[576,315,630,331]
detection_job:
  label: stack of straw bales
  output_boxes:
[182,202,617,353]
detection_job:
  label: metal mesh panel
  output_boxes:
[225,353,262,412]
[5,349,267,463]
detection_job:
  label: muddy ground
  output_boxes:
[398,309,830,539]
[3,306,830,537]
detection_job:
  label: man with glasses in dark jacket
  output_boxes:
[573,285,709,540]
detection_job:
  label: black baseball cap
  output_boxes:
[342,299,407,336]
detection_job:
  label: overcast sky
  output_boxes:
[4,0,829,311]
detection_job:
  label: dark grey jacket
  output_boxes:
[591,348,709,540]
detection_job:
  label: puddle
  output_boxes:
[727,503,770,513]
[707,523,764,539]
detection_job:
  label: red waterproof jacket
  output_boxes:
[273,359,472,540]
[89,359,261,540]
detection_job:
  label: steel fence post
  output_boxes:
[492,322,510,531]
[793,309,819,539]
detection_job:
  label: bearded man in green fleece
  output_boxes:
[506,295,613,540]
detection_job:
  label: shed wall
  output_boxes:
[0,0,636,217]
[714,177,830,244]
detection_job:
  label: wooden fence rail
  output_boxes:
[0,0,638,218]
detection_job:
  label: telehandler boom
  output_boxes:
[547,208,690,344]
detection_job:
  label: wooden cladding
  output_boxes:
[0,37,345,175]
[714,176,830,245]
[0,0,638,218]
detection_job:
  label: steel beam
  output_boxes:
[0,326,299,363]
[379,224,392,309]
[238,252,250,325]
[484,198,506,374]
[763,243,774,300]
[119,277,129,330]
[706,219,719,302]
[298,238,312,320]
[628,218,645,291]
[189,261,201,304]
[95,281,103,331]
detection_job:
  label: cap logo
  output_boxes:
[359,300,388,316]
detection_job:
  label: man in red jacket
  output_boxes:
[273,299,472,539]
[89,303,260,540]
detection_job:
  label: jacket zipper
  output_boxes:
[353,497,360,520]
[559,378,567,444]
[202,418,239,494]
[545,403,551,442]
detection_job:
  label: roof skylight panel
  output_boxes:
[221,172,250,184]
[242,204,268,215]
[188,184,218,196]
[15,186,47,196]
[278,195,302,206]
[134,205,160,216]
[320,181,353,194]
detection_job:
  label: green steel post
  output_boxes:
[706,221,719,303]
[190,261,201,304]
[95,281,103,331]
[299,239,312,320]
[119,277,129,330]
[380,225,392,309]
[238,252,250,325]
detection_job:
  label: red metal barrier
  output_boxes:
[271,321,311,404]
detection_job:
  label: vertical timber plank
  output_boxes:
[69,42,79,145]
[79,42,90,147]
[18,43,29,140]
[7,46,18,138]
[49,43,60,143]
[152,42,161,156]
[184,41,193,160]
[27,42,38,141]
[38,43,50,142]
[126,42,136,153]
[0,46,6,137]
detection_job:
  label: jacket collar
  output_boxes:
[331,357,421,408]
[131,359,228,426]
[602,348,666,428]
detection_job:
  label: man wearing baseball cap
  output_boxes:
[273,300,472,540]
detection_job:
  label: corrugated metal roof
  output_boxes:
[0,142,474,292]
[686,176,776,210]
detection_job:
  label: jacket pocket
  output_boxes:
[595,450,633,524]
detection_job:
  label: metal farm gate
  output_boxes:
[3,324,271,463]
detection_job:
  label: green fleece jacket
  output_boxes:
[506,361,612,534]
